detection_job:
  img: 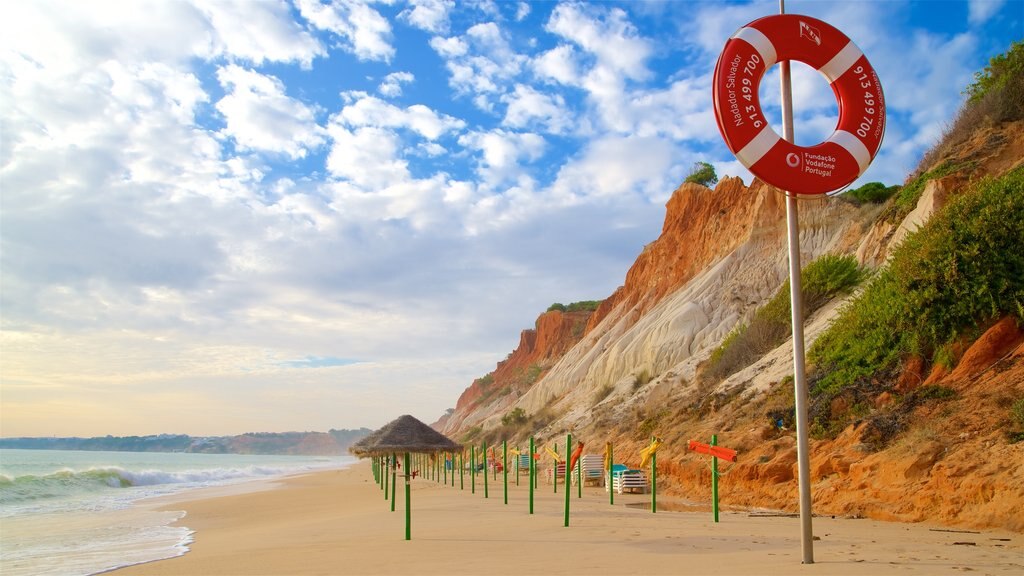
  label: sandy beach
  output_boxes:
[111,460,1022,576]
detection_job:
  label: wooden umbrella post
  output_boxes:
[404,452,411,540]
[391,453,397,512]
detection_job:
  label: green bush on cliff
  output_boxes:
[684,161,718,187]
[843,181,900,205]
[810,166,1024,396]
[964,40,1024,122]
[547,300,602,313]
[705,253,864,382]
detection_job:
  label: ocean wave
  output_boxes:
[0,464,306,505]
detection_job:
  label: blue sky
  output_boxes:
[1,0,1020,437]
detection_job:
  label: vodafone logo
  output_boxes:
[786,153,801,168]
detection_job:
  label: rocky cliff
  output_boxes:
[439,119,1024,531]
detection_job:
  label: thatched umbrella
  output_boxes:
[349,414,461,540]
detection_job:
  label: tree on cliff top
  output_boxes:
[684,161,718,187]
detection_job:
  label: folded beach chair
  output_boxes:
[545,462,566,484]
[518,453,530,472]
[572,454,605,486]
[606,464,648,494]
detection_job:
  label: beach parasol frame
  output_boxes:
[349,415,462,540]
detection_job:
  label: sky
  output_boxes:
[1,0,1020,438]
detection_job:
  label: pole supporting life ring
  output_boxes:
[713,14,885,196]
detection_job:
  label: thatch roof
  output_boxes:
[349,414,461,457]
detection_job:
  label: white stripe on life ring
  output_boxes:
[818,41,863,83]
[827,130,872,174]
[737,125,781,168]
[733,27,777,69]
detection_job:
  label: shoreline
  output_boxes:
[114,460,1022,575]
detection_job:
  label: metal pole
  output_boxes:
[651,436,657,513]
[503,440,508,505]
[779,0,814,564]
[564,433,571,527]
[384,455,389,501]
[577,444,582,499]
[391,454,397,512]
[609,442,614,506]
[712,435,719,523]
[471,446,476,494]
[553,442,558,494]
[404,452,411,540]
[483,442,489,498]
[529,437,535,514]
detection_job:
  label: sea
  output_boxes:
[0,449,355,575]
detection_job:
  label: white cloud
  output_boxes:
[429,35,468,58]
[545,3,653,81]
[968,0,1007,25]
[501,84,573,134]
[325,125,409,187]
[378,71,415,97]
[515,2,531,22]
[295,0,395,62]
[551,135,678,199]
[336,93,465,139]
[532,45,581,86]
[430,22,527,110]
[196,0,325,68]
[215,65,325,159]
[458,129,546,187]
[401,0,454,33]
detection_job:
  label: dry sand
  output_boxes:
[114,461,1021,576]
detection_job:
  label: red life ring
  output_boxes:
[713,15,885,196]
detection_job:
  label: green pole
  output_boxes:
[471,446,476,494]
[391,454,397,512]
[516,446,520,487]
[529,436,535,515]
[384,455,389,501]
[483,442,489,499]
[404,452,411,540]
[553,442,558,495]
[444,453,447,485]
[503,440,508,505]
[577,448,582,499]
[712,434,720,523]
[564,433,571,527]
[651,436,657,514]
[609,442,614,506]
[460,451,464,490]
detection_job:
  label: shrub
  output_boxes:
[704,254,864,382]
[964,40,1024,122]
[501,407,528,427]
[547,300,602,314]
[843,181,900,205]
[1012,397,1024,427]
[684,161,718,187]
[593,384,615,405]
[811,167,1024,396]
[914,42,1022,178]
